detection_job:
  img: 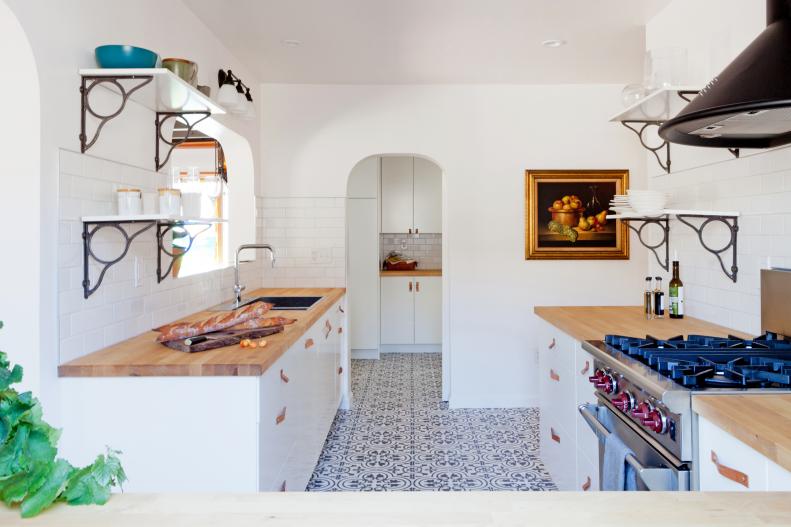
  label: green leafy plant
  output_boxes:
[0,321,126,517]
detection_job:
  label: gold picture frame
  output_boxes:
[525,169,630,260]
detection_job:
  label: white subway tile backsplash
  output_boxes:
[57,149,266,362]
[648,144,791,335]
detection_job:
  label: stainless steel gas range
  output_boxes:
[578,269,791,491]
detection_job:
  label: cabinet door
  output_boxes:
[347,198,379,350]
[380,277,415,344]
[381,157,414,233]
[697,415,768,491]
[413,277,442,344]
[413,157,442,234]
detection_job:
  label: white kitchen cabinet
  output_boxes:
[380,156,442,234]
[414,277,442,344]
[381,276,441,347]
[380,276,415,344]
[413,157,442,234]
[347,198,379,352]
[697,414,791,492]
[380,157,414,233]
[697,415,769,491]
[537,318,599,491]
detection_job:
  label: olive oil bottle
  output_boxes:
[669,260,684,319]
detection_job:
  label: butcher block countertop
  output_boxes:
[693,395,791,473]
[533,306,751,342]
[2,492,790,526]
[58,288,345,378]
[380,269,442,276]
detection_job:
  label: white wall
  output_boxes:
[5,0,262,419]
[0,1,40,393]
[259,84,647,407]
[645,0,778,335]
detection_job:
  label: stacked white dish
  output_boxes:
[609,194,632,213]
[625,190,668,213]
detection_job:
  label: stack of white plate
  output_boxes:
[626,190,668,213]
[609,195,632,213]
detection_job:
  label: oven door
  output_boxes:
[579,399,690,491]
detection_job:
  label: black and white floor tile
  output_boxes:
[307,353,557,491]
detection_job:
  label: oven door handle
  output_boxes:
[578,403,678,492]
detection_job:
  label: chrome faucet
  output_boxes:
[234,244,276,307]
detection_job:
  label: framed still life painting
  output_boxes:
[525,169,629,260]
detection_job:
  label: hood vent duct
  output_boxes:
[659,0,791,149]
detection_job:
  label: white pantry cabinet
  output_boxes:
[347,198,379,352]
[380,276,441,347]
[380,157,414,233]
[537,317,600,491]
[380,156,442,234]
[413,157,442,234]
[697,415,791,491]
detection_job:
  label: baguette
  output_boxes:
[154,302,273,342]
[227,316,297,331]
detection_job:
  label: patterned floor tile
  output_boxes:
[306,353,556,491]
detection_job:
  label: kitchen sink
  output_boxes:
[211,295,323,311]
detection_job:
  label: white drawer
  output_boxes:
[574,347,597,406]
[544,363,576,439]
[258,352,298,491]
[576,450,599,492]
[540,415,574,491]
[697,415,768,491]
[767,458,791,491]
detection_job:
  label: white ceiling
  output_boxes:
[184,0,671,84]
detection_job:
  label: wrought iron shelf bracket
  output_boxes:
[82,219,214,298]
[80,75,153,154]
[621,121,671,173]
[156,222,212,283]
[155,111,211,171]
[618,213,739,283]
[675,214,739,283]
[623,216,670,272]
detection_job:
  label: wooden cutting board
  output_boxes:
[161,326,284,353]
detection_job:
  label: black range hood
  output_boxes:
[659,0,791,149]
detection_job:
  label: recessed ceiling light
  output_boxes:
[541,39,567,48]
[281,39,302,48]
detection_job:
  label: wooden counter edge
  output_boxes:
[380,269,442,277]
[692,395,791,474]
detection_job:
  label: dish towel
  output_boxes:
[597,406,638,491]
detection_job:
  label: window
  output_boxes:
[169,138,228,278]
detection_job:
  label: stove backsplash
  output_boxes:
[380,233,442,269]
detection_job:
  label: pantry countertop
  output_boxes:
[533,306,751,342]
[2,492,789,526]
[57,288,345,377]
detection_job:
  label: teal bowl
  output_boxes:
[95,45,159,69]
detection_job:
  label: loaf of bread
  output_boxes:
[227,316,297,331]
[154,302,273,342]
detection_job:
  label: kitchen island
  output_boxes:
[57,288,347,493]
[2,491,790,526]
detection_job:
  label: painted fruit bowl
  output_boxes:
[547,206,586,227]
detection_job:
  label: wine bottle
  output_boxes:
[654,276,665,318]
[669,260,684,319]
[644,276,654,320]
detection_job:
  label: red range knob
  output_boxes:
[631,401,654,420]
[596,374,617,394]
[612,391,635,412]
[642,409,668,434]
[588,369,605,384]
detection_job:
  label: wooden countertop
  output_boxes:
[2,492,790,526]
[693,394,791,473]
[380,269,442,277]
[58,288,345,377]
[533,306,751,342]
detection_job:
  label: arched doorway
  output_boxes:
[345,154,449,401]
[0,0,41,393]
